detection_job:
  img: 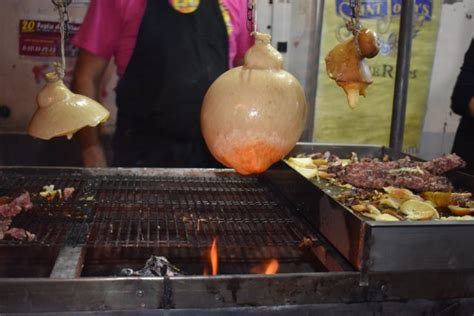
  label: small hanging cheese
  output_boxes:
[28,72,109,140]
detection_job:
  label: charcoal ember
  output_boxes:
[119,256,182,277]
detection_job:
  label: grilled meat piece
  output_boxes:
[336,154,465,192]
[4,228,35,241]
[63,187,75,200]
[422,154,466,175]
[0,192,35,241]
[0,192,33,217]
[0,219,12,240]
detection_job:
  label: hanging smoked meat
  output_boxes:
[325,28,379,109]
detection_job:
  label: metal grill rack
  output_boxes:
[0,168,348,277]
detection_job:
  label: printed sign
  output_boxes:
[313,0,440,153]
[335,0,432,21]
[19,19,81,58]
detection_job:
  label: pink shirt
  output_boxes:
[73,0,253,77]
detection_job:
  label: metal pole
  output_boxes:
[301,0,325,141]
[389,0,415,152]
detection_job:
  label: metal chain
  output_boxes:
[52,0,71,79]
[346,0,361,35]
[246,0,257,34]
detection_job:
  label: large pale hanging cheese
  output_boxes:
[201,32,307,175]
[28,72,109,140]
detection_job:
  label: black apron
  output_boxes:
[452,117,474,175]
[114,0,228,167]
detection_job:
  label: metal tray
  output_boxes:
[265,143,474,276]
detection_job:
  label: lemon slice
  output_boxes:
[383,187,417,201]
[400,199,437,220]
[367,204,382,215]
[421,192,472,207]
[287,157,315,169]
[380,197,401,209]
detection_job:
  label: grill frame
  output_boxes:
[0,166,351,278]
[0,161,474,313]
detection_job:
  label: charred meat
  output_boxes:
[332,154,465,192]
[0,192,35,241]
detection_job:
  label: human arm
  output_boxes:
[451,39,474,117]
[71,0,123,167]
[71,49,109,167]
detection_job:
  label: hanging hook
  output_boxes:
[246,0,257,34]
[346,0,361,35]
[51,0,71,79]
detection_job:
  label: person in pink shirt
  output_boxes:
[72,0,253,167]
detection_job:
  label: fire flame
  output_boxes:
[204,238,279,276]
[210,238,218,276]
[250,259,279,275]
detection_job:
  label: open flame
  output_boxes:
[204,238,279,276]
[250,259,279,275]
[210,238,218,276]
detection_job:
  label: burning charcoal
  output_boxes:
[119,256,182,277]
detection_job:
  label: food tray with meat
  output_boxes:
[266,143,474,274]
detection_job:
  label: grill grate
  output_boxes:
[0,173,91,247]
[0,170,319,262]
[86,176,310,251]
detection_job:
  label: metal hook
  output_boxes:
[52,0,71,7]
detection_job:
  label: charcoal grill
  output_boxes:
[0,167,349,280]
[1,157,474,314]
